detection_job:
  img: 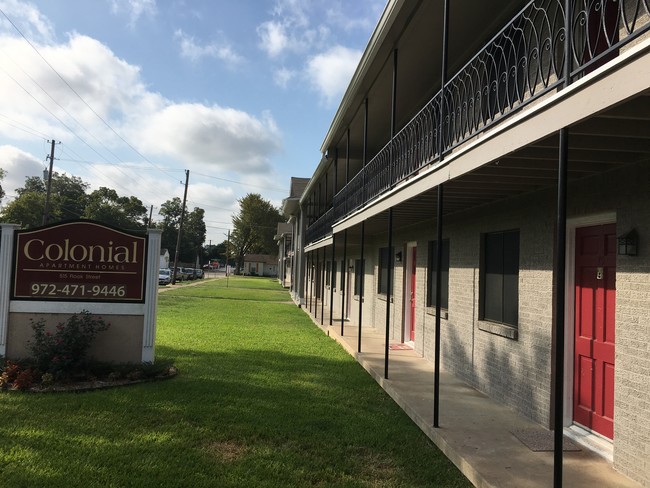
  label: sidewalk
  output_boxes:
[303,301,640,488]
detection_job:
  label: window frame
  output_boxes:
[354,258,364,296]
[427,239,450,310]
[378,247,394,295]
[479,229,520,328]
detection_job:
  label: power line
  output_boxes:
[0,7,181,183]
[191,171,286,193]
[0,112,48,139]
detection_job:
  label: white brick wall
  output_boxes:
[308,161,649,484]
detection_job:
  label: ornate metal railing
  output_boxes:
[305,207,333,245]
[304,0,650,245]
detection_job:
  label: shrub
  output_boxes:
[28,311,110,378]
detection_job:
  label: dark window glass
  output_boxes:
[332,260,337,290]
[325,261,331,286]
[378,247,394,295]
[354,259,364,296]
[481,230,519,327]
[427,240,449,309]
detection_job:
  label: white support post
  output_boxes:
[0,224,20,357]
[142,229,162,363]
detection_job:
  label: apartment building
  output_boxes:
[285,1,650,485]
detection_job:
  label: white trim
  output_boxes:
[403,243,417,343]
[0,224,20,356]
[304,236,333,253]
[563,212,616,454]
[9,301,144,315]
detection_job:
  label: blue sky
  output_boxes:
[0,0,385,243]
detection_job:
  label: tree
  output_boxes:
[184,206,207,265]
[0,168,6,202]
[157,198,206,264]
[0,190,45,227]
[230,193,283,274]
[83,187,147,230]
[0,173,88,227]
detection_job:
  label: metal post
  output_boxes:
[554,1,573,481]
[312,249,320,320]
[553,128,569,488]
[390,49,397,186]
[434,184,444,427]
[330,233,336,326]
[307,252,314,315]
[340,229,347,335]
[320,248,325,325]
[439,0,450,161]
[384,208,393,379]
[358,221,365,353]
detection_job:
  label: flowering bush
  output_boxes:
[28,310,110,378]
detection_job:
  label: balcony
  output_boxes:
[306,0,650,245]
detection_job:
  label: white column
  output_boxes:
[0,224,20,357]
[142,229,162,363]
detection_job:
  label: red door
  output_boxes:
[573,224,616,439]
[410,247,417,341]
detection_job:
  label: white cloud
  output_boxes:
[0,29,281,176]
[0,145,45,199]
[273,67,295,88]
[0,0,54,43]
[174,29,242,65]
[325,1,385,33]
[257,21,289,58]
[110,0,157,27]
[305,45,362,106]
[134,103,281,173]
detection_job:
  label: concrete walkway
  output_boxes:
[302,302,640,488]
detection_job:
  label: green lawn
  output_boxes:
[0,277,470,487]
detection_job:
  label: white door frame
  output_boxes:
[403,242,417,344]
[562,212,616,447]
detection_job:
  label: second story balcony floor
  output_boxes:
[302,0,650,246]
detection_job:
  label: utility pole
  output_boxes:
[42,139,58,225]
[171,170,190,284]
[148,205,154,227]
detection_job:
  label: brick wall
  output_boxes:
[309,162,648,484]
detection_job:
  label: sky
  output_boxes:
[0,0,386,244]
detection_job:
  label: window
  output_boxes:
[480,230,519,327]
[427,240,449,309]
[331,260,337,290]
[378,247,394,295]
[325,261,331,286]
[354,259,364,296]
[340,260,345,291]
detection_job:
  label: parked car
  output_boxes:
[159,268,171,286]
[193,268,204,279]
[182,267,196,280]
[174,268,187,281]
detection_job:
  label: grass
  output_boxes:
[0,276,470,487]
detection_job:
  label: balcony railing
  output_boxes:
[305,0,650,245]
[305,207,333,245]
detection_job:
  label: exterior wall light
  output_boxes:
[617,229,638,256]
[395,251,402,263]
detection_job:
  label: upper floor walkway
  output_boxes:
[304,0,650,247]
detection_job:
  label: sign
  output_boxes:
[12,220,147,302]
